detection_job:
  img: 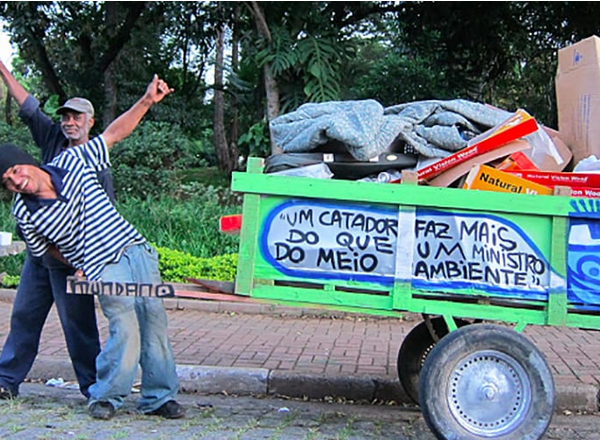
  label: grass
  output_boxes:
[116,189,241,258]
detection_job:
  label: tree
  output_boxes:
[229,4,242,167]
[238,2,401,155]
[394,2,600,127]
[245,1,281,154]
[4,1,600,168]
[0,2,147,125]
[213,5,231,172]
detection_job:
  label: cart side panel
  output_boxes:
[241,193,560,316]
[232,160,600,328]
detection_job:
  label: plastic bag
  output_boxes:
[574,155,600,173]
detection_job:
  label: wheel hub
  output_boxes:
[447,350,532,437]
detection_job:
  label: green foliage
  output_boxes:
[298,35,344,103]
[155,246,237,282]
[1,274,20,288]
[176,167,232,188]
[0,254,25,280]
[392,2,594,126]
[42,94,60,116]
[0,248,238,286]
[237,122,270,158]
[0,201,16,232]
[346,39,450,104]
[254,25,348,112]
[111,121,207,199]
[5,0,600,159]
[0,117,40,161]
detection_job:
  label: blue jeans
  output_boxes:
[0,252,100,397]
[88,243,179,413]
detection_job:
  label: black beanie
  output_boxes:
[0,143,38,178]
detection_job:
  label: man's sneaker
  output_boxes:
[0,386,15,400]
[147,400,185,419]
[89,401,116,420]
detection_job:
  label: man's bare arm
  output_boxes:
[46,246,86,278]
[102,74,173,149]
[0,59,29,106]
[47,245,71,267]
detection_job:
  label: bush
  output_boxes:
[111,121,208,199]
[1,274,19,288]
[0,248,238,287]
[155,246,237,283]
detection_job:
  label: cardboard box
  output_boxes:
[567,187,600,199]
[556,36,600,166]
[496,150,539,172]
[427,139,530,188]
[538,127,572,171]
[463,164,553,196]
[505,170,600,188]
[417,109,538,181]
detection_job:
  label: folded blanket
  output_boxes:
[270,98,513,161]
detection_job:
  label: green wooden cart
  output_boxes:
[230,157,600,440]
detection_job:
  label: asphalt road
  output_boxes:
[0,382,599,440]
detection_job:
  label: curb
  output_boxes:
[26,357,599,414]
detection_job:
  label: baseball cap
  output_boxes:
[0,143,38,180]
[56,97,94,117]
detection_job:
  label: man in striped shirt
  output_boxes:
[0,74,184,421]
[0,58,103,402]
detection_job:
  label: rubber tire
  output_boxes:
[397,318,469,404]
[419,324,555,440]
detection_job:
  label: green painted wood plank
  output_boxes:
[546,216,568,325]
[234,193,260,296]
[408,297,549,326]
[249,284,399,316]
[232,171,581,218]
[565,312,600,329]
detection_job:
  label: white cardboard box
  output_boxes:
[556,35,600,166]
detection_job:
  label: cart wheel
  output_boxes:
[397,317,469,404]
[419,324,555,440]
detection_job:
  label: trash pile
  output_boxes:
[264,36,600,199]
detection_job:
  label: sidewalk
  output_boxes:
[0,288,598,413]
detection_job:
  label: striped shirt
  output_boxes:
[12,135,144,280]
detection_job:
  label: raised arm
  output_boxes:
[0,58,28,106]
[102,74,173,148]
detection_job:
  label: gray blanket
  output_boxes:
[269,99,513,161]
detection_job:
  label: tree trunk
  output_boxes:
[247,1,282,155]
[229,5,241,169]
[103,3,119,126]
[103,64,117,128]
[213,18,231,173]
[263,66,281,155]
